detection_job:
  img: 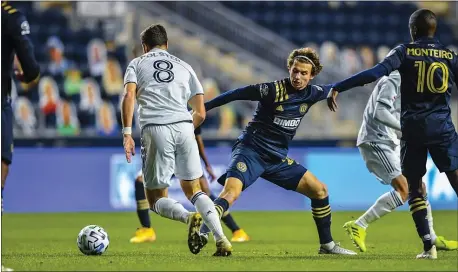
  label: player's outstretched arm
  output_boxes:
[205,85,263,111]
[328,45,406,111]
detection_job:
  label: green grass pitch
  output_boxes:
[2,211,457,271]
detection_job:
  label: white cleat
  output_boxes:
[318,242,357,255]
[416,245,437,259]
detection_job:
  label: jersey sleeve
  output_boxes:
[375,77,398,109]
[7,11,40,83]
[204,81,275,111]
[124,59,138,85]
[189,68,204,97]
[379,45,406,74]
[310,84,332,102]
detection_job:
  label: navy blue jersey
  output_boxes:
[1,2,40,96]
[205,78,331,161]
[379,38,458,144]
[333,37,458,145]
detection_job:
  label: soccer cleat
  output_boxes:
[129,227,156,243]
[1,265,13,272]
[318,242,357,255]
[213,237,233,257]
[187,212,204,254]
[231,229,250,242]
[343,220,367,252]
[434,236,458,251]
[416,245,437,259]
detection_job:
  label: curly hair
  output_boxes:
[287,47,323,76]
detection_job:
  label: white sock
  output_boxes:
[152,197,189,224]
[191,191,226,241]
[425,197,437,243]
[356,190,404,229]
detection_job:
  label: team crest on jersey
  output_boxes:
[236,162,247,172]
[299,104,308,114]
[21,21,30,35]
[282,157,295,165]
[259,84,269,98]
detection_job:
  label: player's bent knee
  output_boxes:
[391,175,409,202]
[296,171,328,199]
[218,177,243,205]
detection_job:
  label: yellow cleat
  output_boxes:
[343,221,367,252]
[213,237,233,257]
[435,236,458,251]
[129,227,156,243]
[231,229,250,242]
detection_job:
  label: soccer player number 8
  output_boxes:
[153,60,175,83]
[414,61,449,94]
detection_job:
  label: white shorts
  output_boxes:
[140,122,203,190]
[358,142,402,185]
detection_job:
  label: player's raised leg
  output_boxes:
[199,175,250,242]
[129,172,156,243]
[175,122,231,256]
[293,170,357,255]
[344,143,407,252]
[261,158,356,255]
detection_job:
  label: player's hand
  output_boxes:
[206,165,217,182]
[123,134,136,163]
[327,88,339,112]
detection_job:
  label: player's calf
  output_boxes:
[295,171,356,255]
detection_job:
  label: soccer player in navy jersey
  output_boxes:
[192,47,357,256]
[327,9,458,259]
[2,2,40,270]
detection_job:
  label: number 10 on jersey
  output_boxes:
[414,61,449,94]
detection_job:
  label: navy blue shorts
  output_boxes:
[401,136,458,180]
[218,144,307,191]
[1,97,13,165]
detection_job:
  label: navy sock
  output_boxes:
[311,197,333,245]
[214,197,230,218]
[135,181,151,228]
[409,196,432,251]
[222,213,240,233]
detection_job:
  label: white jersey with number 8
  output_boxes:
[123,48,204,129]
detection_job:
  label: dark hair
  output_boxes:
[140,24,168,49]
[409,9,437,39]
[287,47,323,76]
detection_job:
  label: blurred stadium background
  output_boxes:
[2,1,458,270]
[4,1,458,213]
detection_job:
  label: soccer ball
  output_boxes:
[76,225,110,255]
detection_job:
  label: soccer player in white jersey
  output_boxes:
[121,24,232,256]
[343,71,457,252]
